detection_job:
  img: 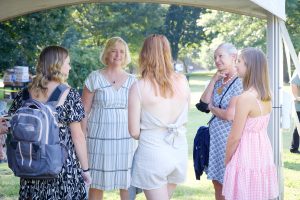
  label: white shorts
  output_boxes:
[131,131,188,190]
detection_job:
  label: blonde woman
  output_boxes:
[81,37,138,200]
[8,46,91,199]
[223,47,279,200]
[129,34,190,200]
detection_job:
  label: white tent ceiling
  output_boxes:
[0,0,286,22]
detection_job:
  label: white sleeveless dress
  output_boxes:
[131,84,189,190]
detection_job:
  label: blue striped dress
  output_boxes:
[85,70,137,190]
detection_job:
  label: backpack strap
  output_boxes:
[208,77,239,124]
[218,77,238,108]
[47,84,68,105]
[22,88,30,100]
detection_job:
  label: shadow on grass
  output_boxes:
[284,161,300,171]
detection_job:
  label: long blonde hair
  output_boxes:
[241,47,272,101]
[29,46,68,97]
[139,34,174,98]
[100,37,131,67]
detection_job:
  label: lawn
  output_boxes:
[1,72,300,200]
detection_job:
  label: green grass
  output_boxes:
[0,164,19,200]
[1,73,300,200]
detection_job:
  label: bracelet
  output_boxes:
[82,168,90,172]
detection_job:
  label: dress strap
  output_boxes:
[249,91,263,116]
[136,80,142,100]
[255,99,263,116]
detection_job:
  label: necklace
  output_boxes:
[217,86,224,95]
[217,72,237,95]
[222,72,237,85]
[102,68,124,85]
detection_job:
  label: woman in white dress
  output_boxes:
[129,34,190,200]
[81,37,137,200]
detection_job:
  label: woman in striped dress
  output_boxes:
[81,37,138,200]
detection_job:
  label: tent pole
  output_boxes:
[267,15,284,200]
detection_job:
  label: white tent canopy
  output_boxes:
[1,1,299,200]
[0,0,286,21]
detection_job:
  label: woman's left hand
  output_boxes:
[208,103,215,114]
[82,171,92,186]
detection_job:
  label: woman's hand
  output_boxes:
[212,70,227,82]
[0,118,8,135]
[208,103,216,115]
[82,171,92,186]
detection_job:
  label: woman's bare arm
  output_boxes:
[81,86,94,137]
[128,82,141,140]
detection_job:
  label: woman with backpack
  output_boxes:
[8,46,91,200]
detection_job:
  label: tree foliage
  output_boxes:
[197,10,266,69]
[163,5,210,61]
[1,1,300,86]
[1,3,210,87]
[73,3,165,54]
[286,0,300,53]
[0,8,72,73]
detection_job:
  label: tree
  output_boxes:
[0,8,72,73]
[197,10,266,70]
[162,5,210,61]
[68,45,101,88]
[73,3,166,53]
[286,0,300,53]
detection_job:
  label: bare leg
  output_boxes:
[120,189,130,200]
[89,188,104,200]
[212,180,225,200]
[144,185,169,200]
[167,183,177,199]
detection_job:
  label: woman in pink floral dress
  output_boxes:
[222,48,279,200]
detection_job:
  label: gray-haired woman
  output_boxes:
[200,43,243,200]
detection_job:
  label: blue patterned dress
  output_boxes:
[207,78,243,184]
